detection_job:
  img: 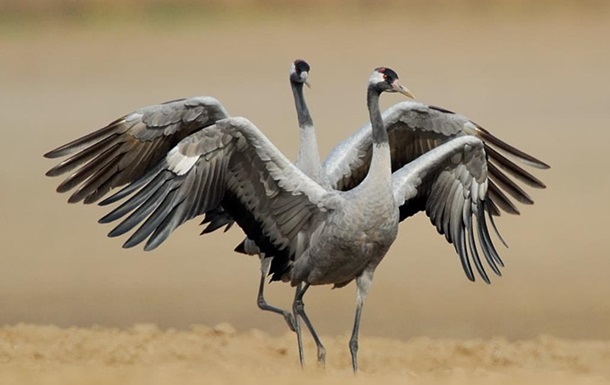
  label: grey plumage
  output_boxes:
[320,101,549,282]
[204,100,549,284]
[239,59,322,345]
[44,97,229,204]
[200,61,322,362]
[45,66,549,373]
[99,114,329,255]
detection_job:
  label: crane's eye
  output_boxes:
[383,74,388,80]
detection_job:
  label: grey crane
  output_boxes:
[198,59,328,367]
[43,58,320,351]
[200,73,550,366]
[256,59,320,332]
[45,67,549,372]
[223,59,324,336]
[42,59,322,363]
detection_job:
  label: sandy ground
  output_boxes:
[2,324,610,384]
[1,3,610,383]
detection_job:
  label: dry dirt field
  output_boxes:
[1,3,610,384]
[2,324,610,384]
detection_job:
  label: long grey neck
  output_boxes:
[291,81,322,183]
[291,81,313,127]
[364,87,392,189]
[367,87,388,145]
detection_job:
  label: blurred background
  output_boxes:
[1,0,609,341]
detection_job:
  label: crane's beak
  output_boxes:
[302,72,311,88]
[391,80,415,99]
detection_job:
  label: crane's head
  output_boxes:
[290,59,311,87]
[369,67,414,98]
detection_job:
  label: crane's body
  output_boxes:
[291,149,399,287]
[289,72,405,288]
[44,64,549,373]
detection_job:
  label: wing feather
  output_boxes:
[324,103,543,278]
[488,180,520,215]
[55,143,122,194]
[323,101,548,223]
[200,209,227,234]
[487,162,534,205]
[485,145,546,188]
[97,117,331,266]
[45,134,117,177]
[473,123,550,169]
[392,136,507,282]
[44,118,127,159]
[45,97,230,203]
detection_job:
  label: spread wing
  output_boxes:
[392,136,500,283]
[97,117,333,269]
[44,96,229,204]
[323,101,549,218]
[203,100,550,261]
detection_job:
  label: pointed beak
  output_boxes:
[302,72,311,88]
[391,80,415,99]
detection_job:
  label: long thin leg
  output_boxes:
[350,271,374,374]
[349,294,364,373]
[293,283,326,367]
[257,256,296,332]
[293,283,305,368]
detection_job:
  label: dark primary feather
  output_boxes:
[391,135,504,283]
[322,101,548,282]
[45,97,230,204]
[96,117,328,270]
[484,145,546,189]
[45,94,548,285]
[200,206,234,234]
[324,101,548,219]
[213,100,550,268]
[473,123,550,170]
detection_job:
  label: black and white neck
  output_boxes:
[366,67,414,146]
[367,75,389,146]
[290,60,321,182]
[290,60,313,128]
[363,67,414,188]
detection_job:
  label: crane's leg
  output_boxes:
[293,283,326,367]
[292,283,305,368]
[349,270,374,374]
[257,255,297,332]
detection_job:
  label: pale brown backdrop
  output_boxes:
[1,1,609,383]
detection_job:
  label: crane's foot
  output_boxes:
[316,345,327,368]
[349,337,358,374]
[293,284,326,369]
